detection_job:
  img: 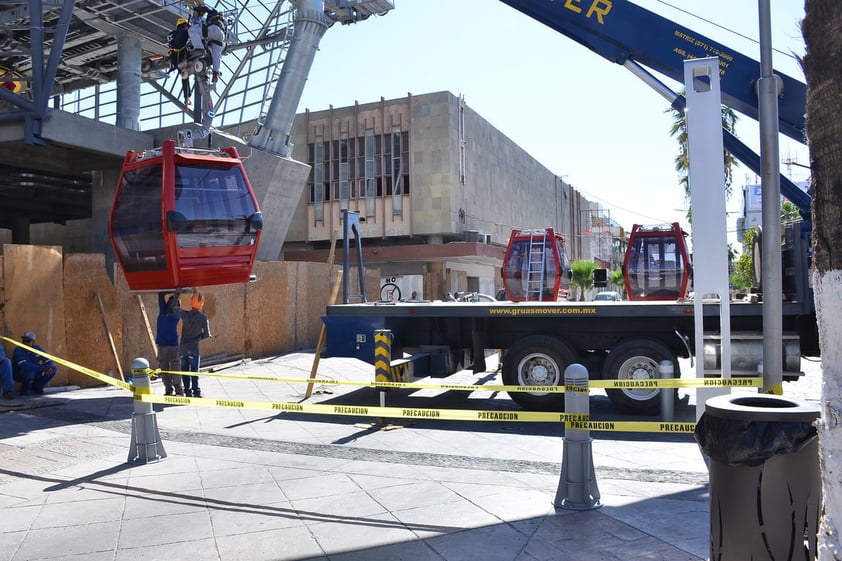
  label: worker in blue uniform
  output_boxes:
[0,344,14,400]
[157,292,185,396]
[13,332,57,395]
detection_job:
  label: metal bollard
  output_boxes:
[659,360,674,422]
[127,358,167,463]
[374,329,393,383]
[374,329,393,424]
[554,363,601,510]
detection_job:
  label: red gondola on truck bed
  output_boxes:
[502,228,571,302]
[623,222,690,301]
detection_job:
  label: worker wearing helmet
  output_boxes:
[12,332,57,395]
[188,5,226,85]
[177,290,211,398]
[203,8,226,84]
[168,17,191,106]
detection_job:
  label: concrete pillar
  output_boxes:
[91,168,121,279]
[249,0,328,157]
[116,35,142,131]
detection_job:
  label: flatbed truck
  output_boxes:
[319,1,818,415]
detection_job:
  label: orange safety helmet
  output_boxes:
[190,292,204,310]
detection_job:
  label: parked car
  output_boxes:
[594,291,621,301]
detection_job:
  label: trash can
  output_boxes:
[694,394,821,561]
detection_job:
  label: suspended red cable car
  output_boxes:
[109,139,263,291]
[623,222,690,301]
[502,228,572,301]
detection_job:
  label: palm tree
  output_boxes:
[610,268,625,297]
[803,1,842,556]
[569,260,595,301]
[667,91,739,219]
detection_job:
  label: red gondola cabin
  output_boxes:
[623,222,690,301]
[109,139,263,291]
[502,228,571,301]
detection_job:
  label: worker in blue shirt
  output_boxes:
[0,344,14,400]
[157,292,185,396]
[13,332,57,395]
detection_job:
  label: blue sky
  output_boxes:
[296,0,809,243]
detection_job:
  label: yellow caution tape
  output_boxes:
[567,420,697,433]
[150,368,763,392]
[136,393,696,432]
[0,335,723,433]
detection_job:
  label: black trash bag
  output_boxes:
[694,414,818,466]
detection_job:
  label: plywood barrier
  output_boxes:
[3,244,69,386]
[1,244,382,388]
[64,254,121,387]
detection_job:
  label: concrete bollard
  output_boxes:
[554,363,601,510]
[127,358,167,463]
[659,360,674,422]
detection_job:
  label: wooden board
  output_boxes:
[3,245,68,386]
[63,253,120,387]
[2,245,361,386]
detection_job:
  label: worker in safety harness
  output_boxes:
[188,5,226,85]
[168,17,191,106]
[204,7,226,84]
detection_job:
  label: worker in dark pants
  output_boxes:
[168,17,191,106]
[178,291,211,398]
[13,332,57,395]
[0,344,14,400]
[157,292,185,396]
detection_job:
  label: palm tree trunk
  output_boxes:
[803,1,842,558]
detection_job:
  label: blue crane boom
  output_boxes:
[498,0,810,213]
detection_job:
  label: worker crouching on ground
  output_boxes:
[178,291,211,398]
[13,332,57,395]
[157,292,185,397]
[0,344,14,400]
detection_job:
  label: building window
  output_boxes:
[391,128,402,215]
[364,129,375,218]
[313,136,324,221]
[338,134,349,211]
[307,126,410,219]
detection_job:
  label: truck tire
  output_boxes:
[502,335,575,411]
[603,338,677,414]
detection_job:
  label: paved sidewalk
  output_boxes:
[0,354,822,561]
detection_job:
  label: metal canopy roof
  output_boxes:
[0,0,177,95]
[0,0,393,234]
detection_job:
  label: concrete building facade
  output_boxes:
[285,90,618,299]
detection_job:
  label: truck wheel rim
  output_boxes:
[617,356,659,401]
[517,353,560,395]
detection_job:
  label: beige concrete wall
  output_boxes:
[287,91,580,250]
[1,244,380,388]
